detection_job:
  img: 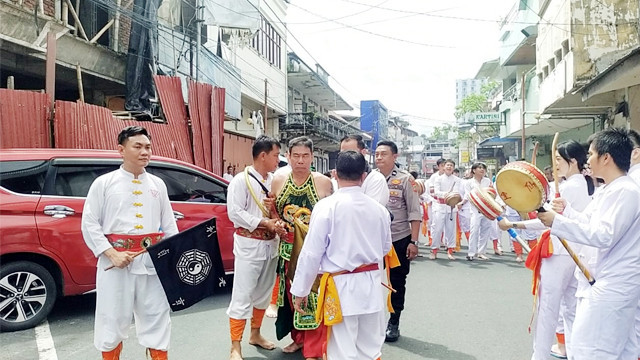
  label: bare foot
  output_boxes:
[282,341,303,354]
[230,344,243,360]
[265,304,278,318]
[248,334,276,350]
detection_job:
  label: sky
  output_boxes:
[285,0,515,136]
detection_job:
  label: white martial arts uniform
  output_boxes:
[527,174,591,360]
[432,173,460,250]
[82,167,178,352]
[457,178,471,234]
[428,172,442,236]
[226,167,279,320]
[464,177,492,257]
[290,186,392,360]
[627,163,640,357]
[331,169,389,206]
[550,176,640,360]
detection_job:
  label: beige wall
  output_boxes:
[630,85,640,131]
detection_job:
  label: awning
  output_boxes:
[478,136,519,146]
[581,47,640,101]
[288,72,352,111]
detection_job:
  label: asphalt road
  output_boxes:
[1,235,547,360]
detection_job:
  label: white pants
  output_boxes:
[94,260,171,352]
[226,255,278,319]
[327,311,385,360]
[458,207,471,233]
[570,296,639,360]
[431,210,456,250]
[531,255,577,360]
[467,210,491,257]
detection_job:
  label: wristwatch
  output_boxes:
[512,223,518,229]
[409,240,419,246]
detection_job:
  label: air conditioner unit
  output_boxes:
[529,142,546,156]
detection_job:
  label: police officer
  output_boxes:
[374,140,422,343]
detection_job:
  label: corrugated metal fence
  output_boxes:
[1,76,227,175]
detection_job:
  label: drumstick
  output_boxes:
[531,141,540,165]
[548,132,596,285]
[104,249,147,271]
[381,282,397,293]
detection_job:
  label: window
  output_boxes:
[53,165,118,197]
[0,160,49,195]
[148,166,227,204]
[250,16,282,69]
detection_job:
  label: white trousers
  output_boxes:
[531,255,577,360]
[327,310,385,360]
[94,261,171,352]
[458,207,471,233]
[431,210,456,250]
[570,296,639,360]
[467,211,491,257]
[226,255,278,319]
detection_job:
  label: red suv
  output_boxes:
[0,149,235,332]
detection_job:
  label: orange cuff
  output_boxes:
[230,318,246,342]
[251,308,266,329]
[556,332,565,345]
[513,242,523,256]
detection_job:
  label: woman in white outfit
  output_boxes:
[500,140,594,359]
[465,162,493,261]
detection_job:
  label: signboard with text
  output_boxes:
[471,112,502,124]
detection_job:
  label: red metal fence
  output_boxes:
[1,77,228,175]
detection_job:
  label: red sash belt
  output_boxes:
[333,263,379,276]
[235,228,276,240]
[106,232,163,252]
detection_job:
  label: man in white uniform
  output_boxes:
[464,162,493,261]
[334,135,389,206]
[431,159,460,260]
[291,151,392,360]
[82,126,178,360]
[425,159,445,246]
[226,135,286,360]
[539,128,640,359]
[627,129,640,359]
[223,165,235,182]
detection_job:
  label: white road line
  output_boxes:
[35,321,58,360]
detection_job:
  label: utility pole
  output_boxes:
[520,72,526,159]
[195,0,201,81]
[264,79,268,134]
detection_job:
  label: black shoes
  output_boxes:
[385,322,400,342]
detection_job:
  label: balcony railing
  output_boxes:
[279,112,362,150]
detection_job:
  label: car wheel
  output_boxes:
[0,261,57,332]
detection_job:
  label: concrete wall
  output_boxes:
[630,85,640,131]
[572,0,639,82]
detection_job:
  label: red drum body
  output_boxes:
[468,188,504,220]
[484,187,497,199]
[495,161,549,213]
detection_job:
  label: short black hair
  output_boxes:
[471,162,487,173]
[118,126,150,145]
[544,165,552,172]
[288,136,313,153]
[336,151,366,181]
[409,171,419,179]
[436,158,446,166]
[252,135,281,159]
[587,128,633,172]
[629,129,640,148]
[445,159,456,166]
[340,134,366,150]
[376,140,398,154]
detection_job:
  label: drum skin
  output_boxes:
[469,187,504,220]
[495,161,549,213]
[445,192,462,207]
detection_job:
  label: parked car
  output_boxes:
[0,149,235,332]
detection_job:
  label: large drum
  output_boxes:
[413,179,426,196]
[495,161,549,213]
[469,187,504,220]
[484,187,497,199]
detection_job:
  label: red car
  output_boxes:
[0,149,235,332]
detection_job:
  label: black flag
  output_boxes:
[146,218,227,311]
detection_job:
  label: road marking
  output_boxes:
[35,321,58,360]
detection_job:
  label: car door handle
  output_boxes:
[173,211,184,220]
[44,205,76,218]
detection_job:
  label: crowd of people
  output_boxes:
[82,126,640,360]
